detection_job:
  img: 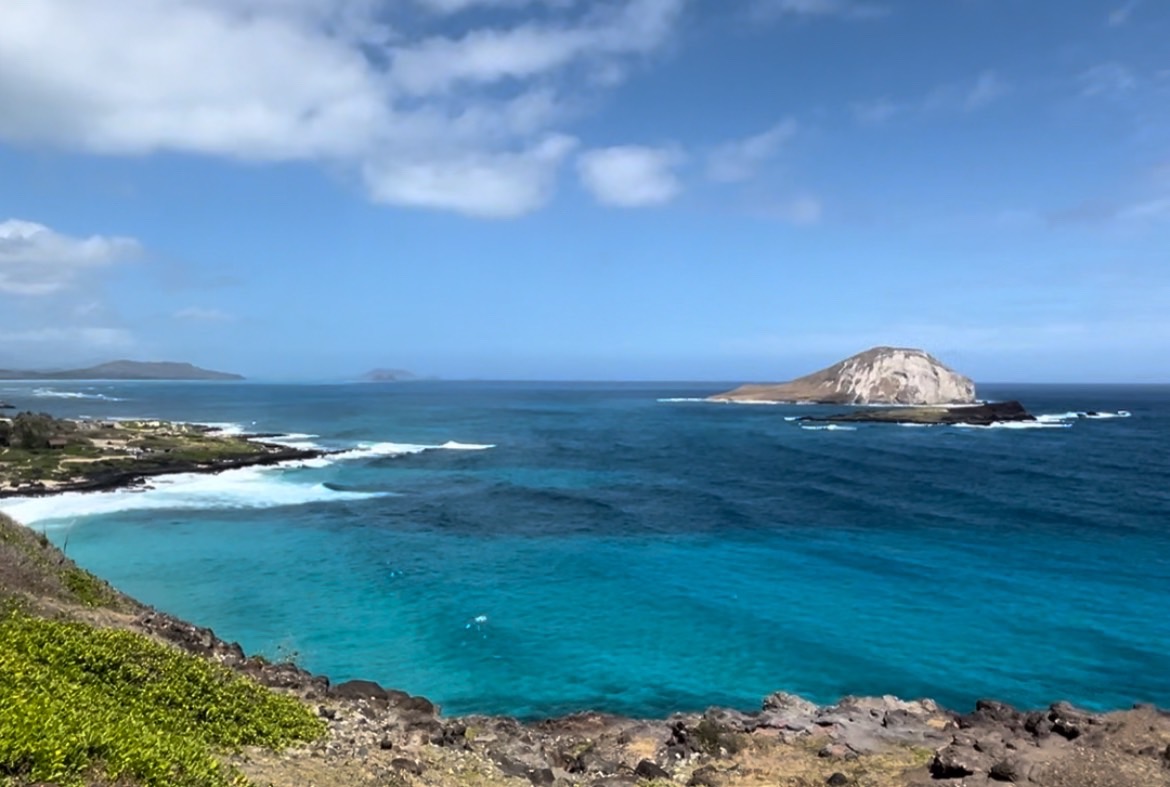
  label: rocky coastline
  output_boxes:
[135,608,1170,787]
[798,401,1037,427]
[1,434,1168,786]
[0,415,328,498]
[0,440,325,499]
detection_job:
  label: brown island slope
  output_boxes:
[711,347,1036,425]
[2,433,1169,785]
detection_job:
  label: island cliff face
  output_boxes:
[712,346,976,405]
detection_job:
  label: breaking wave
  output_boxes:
[32,388,125,401]
[0,466,387,526]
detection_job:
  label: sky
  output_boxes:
[0,0,1168,382]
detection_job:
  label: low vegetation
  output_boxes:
[0,608,325,787]
[0,414,272,493]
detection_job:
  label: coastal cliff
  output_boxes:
[2,511,1168,787]
[712,347,976,405]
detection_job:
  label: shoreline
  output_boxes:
[0,415,330,499]
[2,509,1168,786]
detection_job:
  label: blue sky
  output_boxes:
[1,0,1167,382]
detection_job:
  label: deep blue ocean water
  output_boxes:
[2,381,1168,720]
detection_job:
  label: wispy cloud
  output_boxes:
[0,0,689,219]
[752,0,888,21]
[1108,0,1142,26]
[962,70,1009,111]
[856,70,1010,126]
[706,120,798,183]
[1080,63,1138,97]
[851,98,902,126]
[0,219,140,296]
[173,306,236,323]
[577,145,684,207]
[0,326,134,349]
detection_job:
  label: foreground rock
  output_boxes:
[801,400,1036,426]
[711,347,976,405]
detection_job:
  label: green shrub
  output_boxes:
[0,611,325,786]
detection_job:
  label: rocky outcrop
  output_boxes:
[800,400,1035,426]
[711,347,976,405]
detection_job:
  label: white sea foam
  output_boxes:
[1036,410,1132,423]
[32,388,125,401]
[325,440,495,463]
[0,466,385,526]
[952,421,1072,430]
[656,397,710,403]
[254,432,322,450]
[801,424,857,431]
[198,421,251,436]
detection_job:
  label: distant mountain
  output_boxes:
[361,368,419,382]
[0,361,244,381]
[710,346,975,405]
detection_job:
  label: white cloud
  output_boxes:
[0,326,134,348]
[577,145,683,207]
[852,98,901,126]
[752,0,888,20]
[769,196,823,225]
[855,71,1009,129]
[1081,63,1138,97]
[391,1,683,95]
[1108,0,1141,26]
[1117,198,1170,222]
[174,306,236,322]
[0,219,140,295]
[962,70,1009,111]
[706,120,798,183]
[363,135,577,218]
[0,0,688,218]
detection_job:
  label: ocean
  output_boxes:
[1,381,1168,720]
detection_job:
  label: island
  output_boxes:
[711,347,976,406]
[0,360,244,381]
[0,412,318,497]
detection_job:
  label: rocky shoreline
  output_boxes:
[797,401,1037,427]
[132,609,1170,787]
[0,414,329,498]
[2,443,1168,785]
[0,440,325,499]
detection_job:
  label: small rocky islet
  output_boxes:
[712,347,1045,426]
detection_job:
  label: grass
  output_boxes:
[0,609,325,787]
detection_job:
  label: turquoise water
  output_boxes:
[2,381,1168,719]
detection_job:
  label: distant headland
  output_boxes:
[711,346,976,406]
[0,360,243,381]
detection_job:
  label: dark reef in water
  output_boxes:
[800,400,1035,426]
